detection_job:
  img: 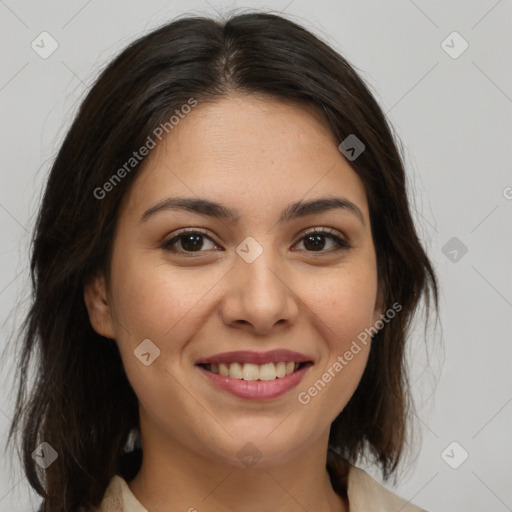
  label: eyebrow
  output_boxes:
[140,196,366,227]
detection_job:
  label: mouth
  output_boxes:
[197,361,313,381]
[195,349,314,400]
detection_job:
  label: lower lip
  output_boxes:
[197,364,312,400]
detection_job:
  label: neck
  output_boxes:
[128,423,348,512]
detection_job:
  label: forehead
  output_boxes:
[119,93,370,223]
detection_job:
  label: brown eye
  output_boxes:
[293,228,351,253]
[161,227,351,257]
[162,230,218,255]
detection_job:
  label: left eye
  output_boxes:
[161,228,350,255]
[294,228,350,253]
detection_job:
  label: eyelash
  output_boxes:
[161,227,351,256]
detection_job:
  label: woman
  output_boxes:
[6,11,438,512]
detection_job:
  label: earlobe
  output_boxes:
[83,272,116,339]
[372,284,385,325]
[372,307,384,327]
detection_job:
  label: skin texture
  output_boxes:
[84,93,383,512]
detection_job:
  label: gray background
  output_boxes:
[1,1,511,511]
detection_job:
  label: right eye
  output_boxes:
[161,229,220,256]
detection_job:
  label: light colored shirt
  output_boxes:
[95,465,426,512]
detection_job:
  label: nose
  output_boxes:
[219,245,300,335]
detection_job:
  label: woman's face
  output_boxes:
[85,93,383,467]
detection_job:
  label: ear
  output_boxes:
[83,272,116,339]
[372,280,385,325]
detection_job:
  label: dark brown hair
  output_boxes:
[4,10,439,512]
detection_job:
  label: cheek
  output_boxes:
[106,253,203,419]
[311,261,379,346]
[107,249,226,393]
[109,249,206,341]
[298,263,377,413]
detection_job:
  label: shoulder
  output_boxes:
[94,475,147,512]
[347,465,428,512]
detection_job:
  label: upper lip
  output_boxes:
[196,349,313,366]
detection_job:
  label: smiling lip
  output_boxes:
[196,349,314,400]
[196,349,313,366]
[197,363,312,400]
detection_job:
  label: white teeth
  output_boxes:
[275,361,286,378]
[206,361,303,381]
[242,363,259,381]
[259,363,277,381]
[229,362,243,379]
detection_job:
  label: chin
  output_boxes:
[202,429,313,470]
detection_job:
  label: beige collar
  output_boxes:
[97,465,426,512]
